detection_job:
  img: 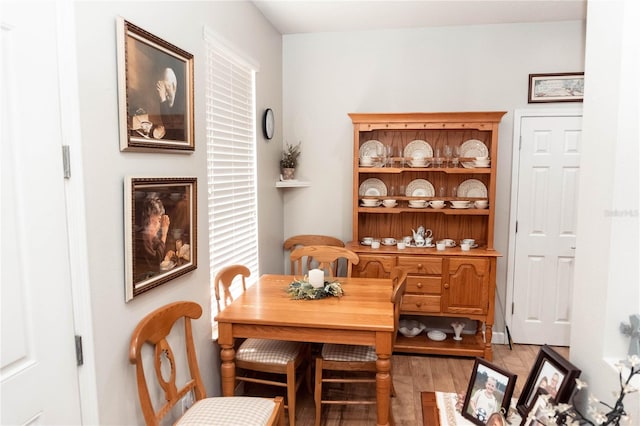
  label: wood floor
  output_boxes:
[247,343,569,426]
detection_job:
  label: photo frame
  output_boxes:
[462,358,517,425]
[124,177,197,301]
[117,17,195,152]
[528,72,584,103]
[516,345,581,416]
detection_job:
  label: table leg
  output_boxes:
[218,325,236,396]
[375,352,392,426]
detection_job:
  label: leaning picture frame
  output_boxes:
[124,177,197,301]
[516,345,581,416]
[521,388,551,426]
[528,72,584,103]
[116,17,195,152]
[462,357,517,425]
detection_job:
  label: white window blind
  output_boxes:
[205,32,259,338]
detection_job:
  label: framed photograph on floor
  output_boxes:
[528,72,584,103]
[522,388,551,426]
[462,358,517,425]
[117,17,194,152]
[516,345,581,416]
[124,177,197,301]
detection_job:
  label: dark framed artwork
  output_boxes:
[462,358,517,425]
[528,72,584,103]
[521,388,551,426]
[117,17,194,152]
[124,177,197,301]
[516,345,581,416]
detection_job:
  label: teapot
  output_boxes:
[412,226,433,242]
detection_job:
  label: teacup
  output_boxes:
[474,200,489,209]
[415,239,426,247]
[429,200,446,209]
[360,156,373,166]
[382,199,397,208]
[461,238,475,246]
[438,238,456,248]
[424,237,433,246]
[461,243,471,252]
[362,236,374,245]
[396,242,406,250]
[371,241,380,249]
[382,237,396,246]
[403,236,412,245]
[475,156,488,161]
[411,158,426,167]
[474,159,490,167]
[362,198,380,206]
[409,200,427,208]
[450,200,470,208]
[436,242,446,251]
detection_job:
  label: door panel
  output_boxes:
[511,115,581,345]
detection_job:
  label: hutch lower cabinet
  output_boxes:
[348,112,506,360]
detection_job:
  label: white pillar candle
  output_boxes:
[308,269,325,288]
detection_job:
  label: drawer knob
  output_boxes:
[416,302,422,307]
[417,282,423,288]
[444,283,450,289]
[417,264,423,269]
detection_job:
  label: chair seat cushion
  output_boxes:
[321,344,377,362]
[236,338,303,364]
[176,396,276,426]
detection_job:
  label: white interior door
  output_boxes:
[510,113,582,346]
[1,3,83,424]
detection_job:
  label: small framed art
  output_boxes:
[124,177,197,301]
[462,357,517,425]
[528,72,584,103]
[117,17,195,152]
[516,345,581,416]
[521,388,551,426]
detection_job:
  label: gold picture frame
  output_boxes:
[117,17,194,152]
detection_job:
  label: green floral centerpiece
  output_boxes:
[287,276,344,300]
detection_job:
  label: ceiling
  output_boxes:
[252,0,587,35]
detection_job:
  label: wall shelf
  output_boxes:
[275,180,310,188]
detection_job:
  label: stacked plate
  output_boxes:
[405,179,435,197]
[460,139,489,168]
[457,179,487,198]
[404,140,433,159]
[358,178,387,196]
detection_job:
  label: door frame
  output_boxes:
[505,108,583,343]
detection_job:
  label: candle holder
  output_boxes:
[451,321,465,341]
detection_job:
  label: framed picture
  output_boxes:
[124,177,197,301]
[516,345,581,416]
[528,72,584,103]
[462,358,517,425]
[117,17,194,152]
[521,388,551,426]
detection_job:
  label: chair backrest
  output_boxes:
[389,267,408,347]
[283,234,345,274]
[129,301,206,426]
[290,245,359,278]
[214,264,250,312]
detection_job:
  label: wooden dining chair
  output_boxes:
[129,301,285,426]
[313,267,408,426]
[283,234,345,275]
[214,264,309,426]
[289,245,359,278]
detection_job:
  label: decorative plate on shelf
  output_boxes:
[359,140,384,159]
[460,139,488,159]
[405,179,435,197]
[457,179,488,198]
[358,178,387,196]
[404,140,433,159]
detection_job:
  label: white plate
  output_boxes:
[360,140,384,159]
[408,160,430,168]
[458,179,488,198]
[427,330,447,341]
[408,204,428,209]
[358,178,387,196]
[405,179,435,197]
[460,139,488,159]
[404,140,433,159]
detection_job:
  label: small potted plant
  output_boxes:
[280,142,301,180]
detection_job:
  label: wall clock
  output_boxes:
[262,108,274,140]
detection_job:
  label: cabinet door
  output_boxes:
[442,258,490,315]
[353,254,396,278]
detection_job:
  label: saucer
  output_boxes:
[408,243,435,248]
[360,240,372,246]
[381,241,397,246]
[427,330,447,341]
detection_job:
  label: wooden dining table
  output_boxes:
[215,274,395,426]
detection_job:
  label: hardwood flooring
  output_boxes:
[246,343,569,426]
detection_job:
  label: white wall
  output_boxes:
[571,0,639,418]
[282,21,585,335]
[73,2,282,424]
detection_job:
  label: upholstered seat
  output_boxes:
[237,339,305,364]
[176,397,280,426]
[320,344,377,362]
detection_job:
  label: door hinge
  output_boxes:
[511,302,514,315]
[75,335,84,366]
[515,221,518,233]
[519,135,522,150]
[62,145,71,179]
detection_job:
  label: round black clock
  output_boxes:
[263,108,275,140]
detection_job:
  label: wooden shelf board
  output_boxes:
[275,180,310,188]
[394,333,487,358]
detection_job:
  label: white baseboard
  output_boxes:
[491,331,507,345]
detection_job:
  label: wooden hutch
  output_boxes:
[347,112,506,360]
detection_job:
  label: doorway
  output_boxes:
[506,109,583,346]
